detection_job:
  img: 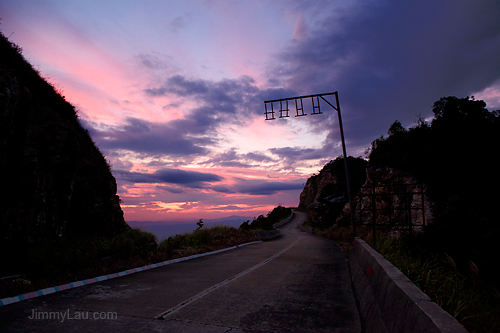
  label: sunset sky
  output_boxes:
[1,1,500,223]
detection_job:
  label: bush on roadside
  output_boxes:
[0,225,257,300]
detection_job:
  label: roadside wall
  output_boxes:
[273,212,295,229]
[256,211,295,241]
[349,238,468,333]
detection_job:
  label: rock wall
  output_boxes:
[0,32,129,243]
[337,167,433,231]
[298,157,367,228]
[299,155,433,232]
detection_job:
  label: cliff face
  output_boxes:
[299,170,339,211]
[337,167,433,231]
[299,156,433,231]
[0,33,129,243]
[298,157,367,229]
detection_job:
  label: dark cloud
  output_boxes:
[114,168,223,188]
[155,185,185,194]
[115,170,157,184]
[202,148,275,168]
[169,16,187,32]
[145,74,258,103]
[140,75,270,156]
[230,178,305,196]
[135,53,177,72]
[144,74,286,120]
[210,185,236,194]
[82,74,297,165]
[268,146,331,170]
[275,1,500,152]
[81,117,213,157]
[136,54,163,70]
[243,152,274,163]
[270,147,318,159]
[93,2,500,175]
[154,168,222,184]
[113,162,303,196]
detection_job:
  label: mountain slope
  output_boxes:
[0,32,129,243]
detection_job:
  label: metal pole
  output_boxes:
[334,93,357,238]
[372,186,376,242]
[265,91,357,240]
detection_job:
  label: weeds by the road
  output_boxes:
[0,225,258,300]
[318,226,500,333]
[367,234,500,333]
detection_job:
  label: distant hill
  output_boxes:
[128,216,253,240]
[0,31,129,243]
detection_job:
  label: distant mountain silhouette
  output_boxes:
[0,31,129,243]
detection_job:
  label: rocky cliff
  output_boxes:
[336,166,433,232]
[298,156,367,229]
[299,156,433,231]
[0,32,129,243]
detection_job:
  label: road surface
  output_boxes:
[0,211,361,332]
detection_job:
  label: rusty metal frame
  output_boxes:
[264,91,357,238]
[357,183,426,241]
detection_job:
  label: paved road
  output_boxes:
[0,211,361,332]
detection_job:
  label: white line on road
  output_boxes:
[155,237,302,319]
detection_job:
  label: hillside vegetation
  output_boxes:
[308,96,500,332]
[0,225,258,299]
[368,96,500,282]
[239,205,292,231]
[0,31,128,244]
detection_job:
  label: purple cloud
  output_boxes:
[273,1,500,153]
[115,168,223,188]
[201,148,275,168]
[229,178,305,196]
[82,117,213,157]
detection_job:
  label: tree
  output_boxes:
[367,96,500,280]
[196,218,204,230]
[239,220,251,232]
[387,120,406,136]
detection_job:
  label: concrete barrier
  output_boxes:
[255,211,296,241]
[349,238,468,333]
[273,211,295,229]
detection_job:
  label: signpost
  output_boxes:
[264,91,357,238]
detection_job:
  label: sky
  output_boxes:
[1,0,500,223]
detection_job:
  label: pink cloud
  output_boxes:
[293,14,308,40]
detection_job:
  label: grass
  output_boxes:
[317,226,500,333]
[0,225,258,300]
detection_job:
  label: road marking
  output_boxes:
[156,237,302,319]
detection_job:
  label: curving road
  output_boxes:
[0,211,361,332]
